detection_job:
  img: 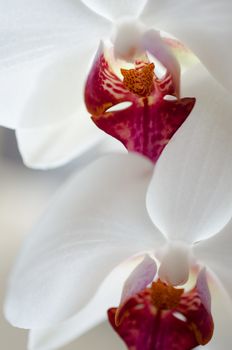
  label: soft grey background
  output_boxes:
[0,128,125,349]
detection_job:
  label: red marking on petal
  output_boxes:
[85,43,135,117]
[92,97,195,163]
[85,45,195,164]
[178,285,214,345]
[108,278,214,350]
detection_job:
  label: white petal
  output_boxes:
[81,0,147,21]
[18,50,94,129]
[205,269,232,350]
[30,322,124,350]
[0,0,110,68]
[62,322,123,350]
[0,59,51,129]
[163,38,199,73]
[146,63,232,243]
[4,154,164,328]
[194,221,232,311]
[29,256,144,350]
[16,110,103,169]
[140,0,232,91]
[0,0,110,129]
[1,50,95,130]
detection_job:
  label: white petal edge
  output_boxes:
[0,50,95,130]
[204,269,232,350]
[163,37,199,73]
[16,117,126,170]
[16,109,104,169]
[4,153,165,328]
[140,0,232,92]
[18,49,95,129]
[194,218,232,314]
[29,256,146,350]
[0,59,51,129]
[146,63,232,243]
[0,0,110,69]
[119,255,156,306]
[0,0,111,129]
[81,0,147,22]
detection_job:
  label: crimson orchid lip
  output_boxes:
[108,271,214,350]
[85,44,195,163]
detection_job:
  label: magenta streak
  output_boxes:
[143,98,149,156]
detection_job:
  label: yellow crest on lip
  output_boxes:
[151,279,184,310]
[121,63,155,97]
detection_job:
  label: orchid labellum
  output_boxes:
[4,64,232,349]
[1,0,232,167]
[108,260,214,350]
[85,43,195,163]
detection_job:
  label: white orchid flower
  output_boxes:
[4,63,232,349]
[1,0,231,168]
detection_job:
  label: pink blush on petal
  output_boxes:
[116,255,157,326]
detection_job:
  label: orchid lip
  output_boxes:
[85,44,195,164]
[108,267,214,350]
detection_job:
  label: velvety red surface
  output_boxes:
[85,47,195,163]
[108,283,214,350]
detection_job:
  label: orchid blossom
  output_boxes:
[1,0,231,168]
[4,64,232,349]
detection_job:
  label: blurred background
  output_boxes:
[0,127,125,349]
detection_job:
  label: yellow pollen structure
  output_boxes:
[121,63,155,97]
[151,280,184,310]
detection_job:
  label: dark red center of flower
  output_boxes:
[108,280,214,350]
[85,45,196,163]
